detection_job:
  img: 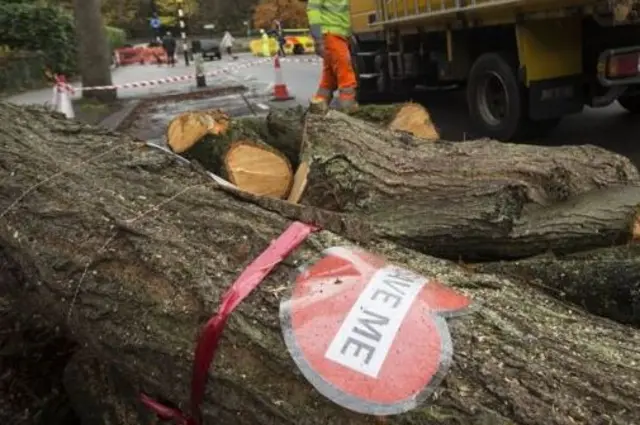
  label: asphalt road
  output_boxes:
[5,52,640,165]
[415,88,640,166]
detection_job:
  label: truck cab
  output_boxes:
[349,0,640,140]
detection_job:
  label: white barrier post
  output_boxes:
[53,75,75,119]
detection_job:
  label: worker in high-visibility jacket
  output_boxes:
[306,0,358,113]
[260,29,271,57]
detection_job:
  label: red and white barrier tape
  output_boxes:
[55,56,320,93]
[140,141,318,425]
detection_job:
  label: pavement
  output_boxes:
[4,52,320,108]
[4,51,640,165]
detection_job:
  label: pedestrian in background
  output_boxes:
[260,29,271,57]
[162,31,177,67]
[220,31,237,60]
[272,19,286,56]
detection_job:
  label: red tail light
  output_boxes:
[607,52,640,78]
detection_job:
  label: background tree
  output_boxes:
[73,0,116,101]
[253,0,308,31]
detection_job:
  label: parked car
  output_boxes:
[192,39,222,60]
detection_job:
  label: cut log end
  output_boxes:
[633,212,640,240]
[387,102,440,140]
[167,109,230,153]
[225,140,293,199]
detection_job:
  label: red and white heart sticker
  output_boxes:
[280,246,473,416]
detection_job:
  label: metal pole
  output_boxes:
[150,0,159,41]
[177,0,189,66]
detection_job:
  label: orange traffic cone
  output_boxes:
[272,55,293,101]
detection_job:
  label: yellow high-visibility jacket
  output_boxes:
[307,0,351,38]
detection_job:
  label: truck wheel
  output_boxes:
[467,53,526,140]
[618,94,640,113]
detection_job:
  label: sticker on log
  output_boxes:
[167,110,293,199]
[280,246,472,416]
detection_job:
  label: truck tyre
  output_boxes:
[618,94,640,113]
[467,52,526,140]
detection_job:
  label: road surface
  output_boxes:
[5,52,640,164]
[4,53,319,107]
[414,88,640,167]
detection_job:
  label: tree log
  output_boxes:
[293,109,640,260]
[264,106,307,167]
[265,104,438,204]
[476,244,640,326]
[166,109,231,154]
[264,103,440,169]
[167,111,293,199]
[351,102,440,140]
[1,103,639,425]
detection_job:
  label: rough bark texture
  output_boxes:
[296,109,640,260]
[73,0,116,101]
[1,103,639,425]
[264,107,306,167]
[263,103,438,169]
[478,244,640,326]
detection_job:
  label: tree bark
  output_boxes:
[264,106,306,167]
[477,244,640,326]
[0,103,639,425]
[73,0,116,101]
[292,109,640,260]
[264,104,439,168]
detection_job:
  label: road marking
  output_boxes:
[256,103,269,110]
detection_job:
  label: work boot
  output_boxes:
[308,97,330,114]
[338,97,359,114]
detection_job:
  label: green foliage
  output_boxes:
[0,2,128,77]
[105,26,127,50]
[0,50,48,95]
[0,2,76,74]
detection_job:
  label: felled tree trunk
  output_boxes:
[287,109,640,260]
[166,109,231,154]
[265,103,439,163]
[167,110,293,199]
[0,103,639,425]
[477,244,640,326]
[350,102,440,140]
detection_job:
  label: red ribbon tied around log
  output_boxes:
[140,221,318,425]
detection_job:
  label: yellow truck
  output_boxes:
[349,0,640,139]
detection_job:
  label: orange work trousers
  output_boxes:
[314,33,357,102]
